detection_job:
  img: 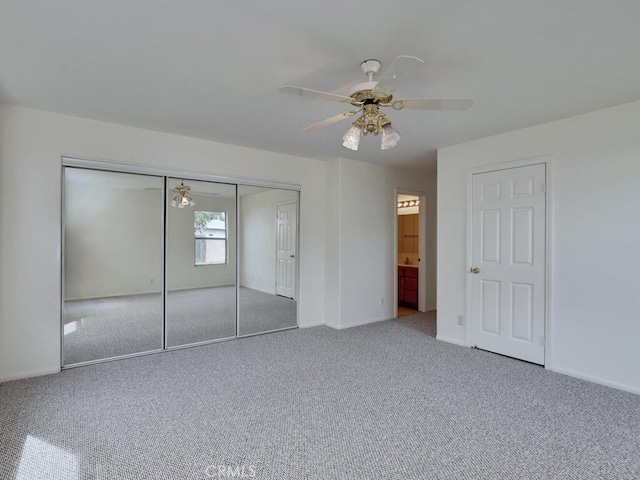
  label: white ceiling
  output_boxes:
[2,1,640,172]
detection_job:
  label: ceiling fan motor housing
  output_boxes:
[360,59,381,77]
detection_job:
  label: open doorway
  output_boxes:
[397,193,420,317]
[394,189,437,337]
[395,190,426,318]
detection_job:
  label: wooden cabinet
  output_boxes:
[398,266,418,309]
[398,214,419,253]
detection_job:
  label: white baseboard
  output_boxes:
[66,284,235,301]
[168,284,234,293]
[324,320,340,330]
[436,334,468,347]
[240,285,276,296]
[548,366,640,396]
[336,316,393,330]
[299,321,325,329]
[65,290,162,301]
[1,366,60,383]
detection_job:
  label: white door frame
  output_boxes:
[394,188,427,318]
[465,155,555,368]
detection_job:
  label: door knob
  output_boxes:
[470,267,480,274]
[290,254,295,258]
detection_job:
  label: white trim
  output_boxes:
[65,291,163,302]
[548,366,640,396]
[60,166,67,368]
[394,187,427,315]
[436,335,467,347]
[237,325,298,339]
[543,157,556,370]
[465,155,554,363]
[235,184,240,338]
[64,284,237,301]
[325,318,340,329]
[1,367,60,383]
[240,285,275,296]
[393,189,399,319]
[295,192,301,327]
[299,321,325,329]
[62,156,301,191]
[162,175,168,350]
[334,316,393,330]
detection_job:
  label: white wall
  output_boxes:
[324,159,341,329]
[239,188,298,294]
[66,177,241,299]
[325,158,437,329]
[65,182,164,299]
[437,100,640,394]
[167,194,237,291]
[0,105,326,381]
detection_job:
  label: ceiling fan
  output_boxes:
[279,56,473,151]
[170,182,196,208]
[144,181,219,208]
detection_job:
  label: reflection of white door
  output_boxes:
[471,164,546,365]
[276,201,297,298]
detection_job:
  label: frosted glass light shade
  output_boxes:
[381,123,400,150]
[342,124,362,151]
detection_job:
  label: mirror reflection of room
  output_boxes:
[238,186,298,336]
[165,178,238,347]
[63,168,299,366]
[63,168,164,365]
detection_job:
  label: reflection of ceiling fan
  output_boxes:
[170,182,195,208]
[144,187,220,197]
[280,55,473,151]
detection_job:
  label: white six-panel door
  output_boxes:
[470,164,546,364]
[276,201,297,299]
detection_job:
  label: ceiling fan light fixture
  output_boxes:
[281,56,472,152]
[342,123,363,151]
[171,182,195,208]
[381,122,400,150]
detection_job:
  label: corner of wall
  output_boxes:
[323,158,341,329]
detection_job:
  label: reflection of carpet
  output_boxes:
[63,286,297,365]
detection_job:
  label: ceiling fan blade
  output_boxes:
[372,55,424,96]
[279,85,354,104]
[391,98,474,111]
[302,110,360,132]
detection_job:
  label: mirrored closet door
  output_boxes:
[165,179,237,347]
[238,186,298,336]
[62,163,299,367]
[62,168,164,365]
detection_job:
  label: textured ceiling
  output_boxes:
[2,1,640,171]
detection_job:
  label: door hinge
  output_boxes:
[541,183,547,193]
[540,336,546,346]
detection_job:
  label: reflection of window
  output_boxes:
[194,211,227,265]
